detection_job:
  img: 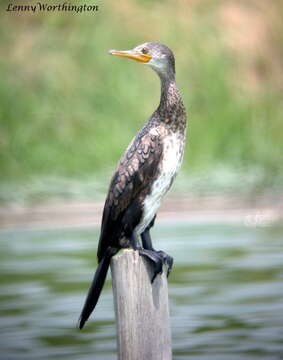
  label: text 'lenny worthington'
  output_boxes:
[6,3,99,13]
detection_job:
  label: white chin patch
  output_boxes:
[148,57,166,72]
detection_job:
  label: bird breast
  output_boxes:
[136,130,185,235]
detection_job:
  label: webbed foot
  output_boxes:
[156,250,174,277]
[138,249,174,283]
[138,249,163,283]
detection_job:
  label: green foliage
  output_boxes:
[0,1,282,192]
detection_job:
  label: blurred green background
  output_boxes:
[1,2,283,360]
[0,0,283,200]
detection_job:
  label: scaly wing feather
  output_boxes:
[97,126,163,261]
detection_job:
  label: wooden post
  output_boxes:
[110,249,172,360]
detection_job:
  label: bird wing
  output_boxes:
[97,127,163,261]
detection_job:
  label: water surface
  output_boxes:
[0,222,283,359]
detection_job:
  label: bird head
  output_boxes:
[109,42,175,79]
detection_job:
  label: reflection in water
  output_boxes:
[0,222,283,359]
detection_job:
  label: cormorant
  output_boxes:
[78,42,187,329]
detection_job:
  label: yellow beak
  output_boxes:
[109,49,152,63]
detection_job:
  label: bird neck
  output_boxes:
[160,77,177,105]
[157,77,185,124]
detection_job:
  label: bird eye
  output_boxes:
[141,47,148,54]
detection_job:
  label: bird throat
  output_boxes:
[157,78,186,132]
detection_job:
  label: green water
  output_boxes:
[0,222,283,359]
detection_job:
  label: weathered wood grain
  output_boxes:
[110,249,172,360]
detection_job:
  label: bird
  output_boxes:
[78,42,187,329]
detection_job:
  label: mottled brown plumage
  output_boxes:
[98,124,163,260]
[79,42,187,329]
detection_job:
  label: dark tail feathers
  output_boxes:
[78,255,111,329]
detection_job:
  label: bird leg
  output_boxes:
[130,232,163,283]
[141,222,174,279]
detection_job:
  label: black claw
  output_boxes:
[138,249,163,283]
[156,250,174,278]
[151,271,159,283]
[151,260,163,283]
[138,248,174,282]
